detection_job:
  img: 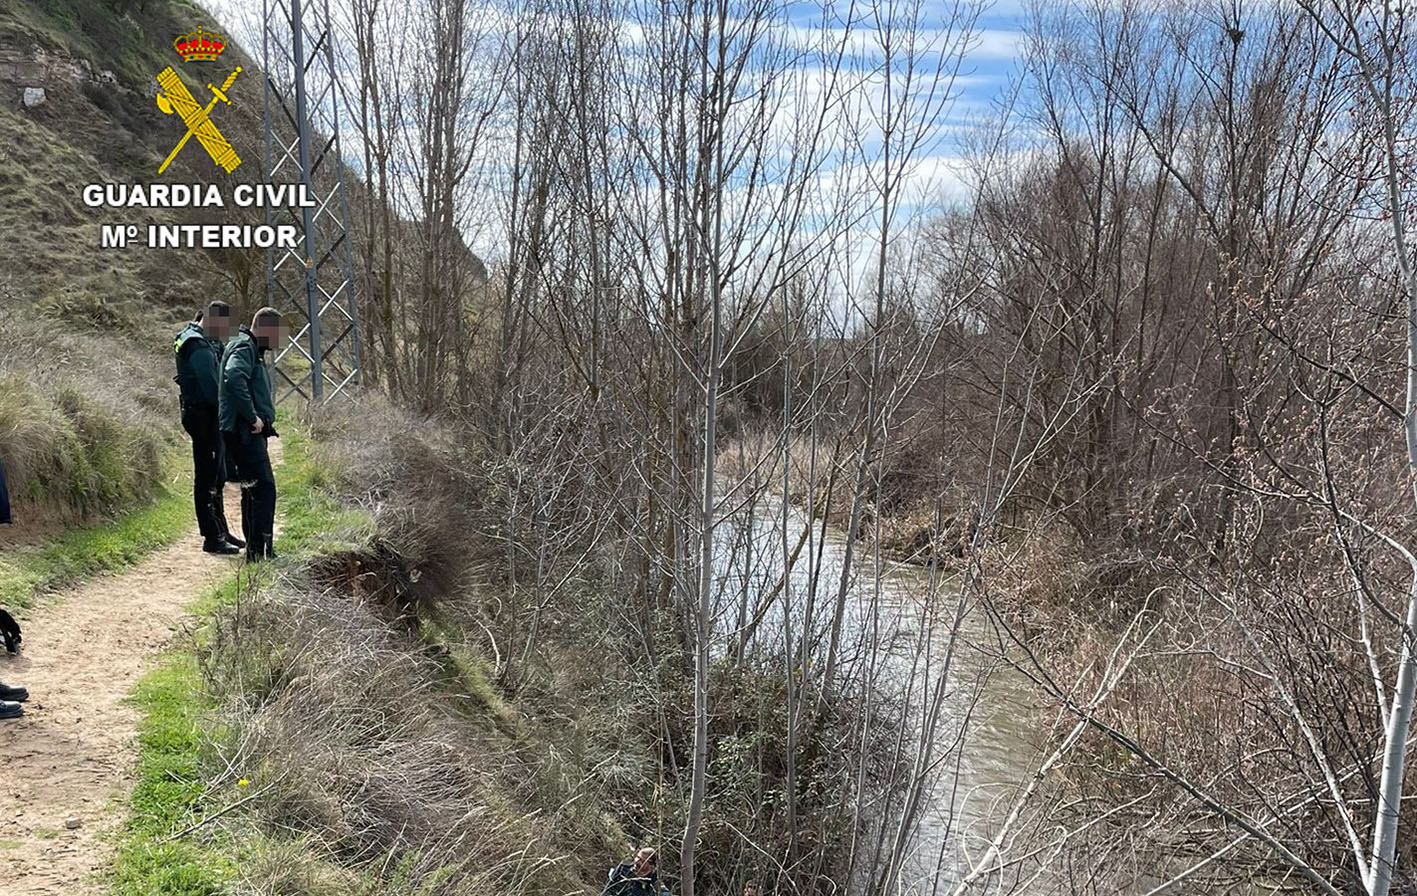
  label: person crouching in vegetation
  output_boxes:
[218,307,283,563]
[174,301,243,555]
[604,846,671,896]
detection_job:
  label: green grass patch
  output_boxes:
[418,617,521,733]
[0,467,189,612]
[273,423,375,558]
[109,654,235,896]
[110,415,375,894]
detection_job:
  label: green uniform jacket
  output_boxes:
[174,322,222,410]
[218,326,276,432]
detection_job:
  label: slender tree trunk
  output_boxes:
[1367,84,1417,896]
[682,241,723,896]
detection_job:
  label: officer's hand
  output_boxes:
[253,417,265,434]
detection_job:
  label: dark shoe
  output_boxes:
[0,683,28,702]
[0,700,23,720]
[221,530,246,549]
[203,539,241,555]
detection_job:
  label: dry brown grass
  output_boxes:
[718,427,849,516]
[177,403,630,895]
[199,581,588,895]
[190,403,878,895]
[0,312,179,533]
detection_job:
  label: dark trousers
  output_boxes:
[181,405,230,541]
[224,429,276,559]
[0,454,11,525]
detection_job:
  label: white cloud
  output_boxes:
[969,28,1022,60]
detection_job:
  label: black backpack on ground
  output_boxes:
[0,609,20,654]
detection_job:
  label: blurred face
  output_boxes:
[633,848,656,877]
[206,311,231,341]
[253,316,287,350]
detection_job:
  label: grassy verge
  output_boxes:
[109,654,234,896]
[0,421,369,613]
[0,458,189,612]
[109,417,376,896]
[272,425,375,559]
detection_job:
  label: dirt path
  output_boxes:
[0,443,282,895]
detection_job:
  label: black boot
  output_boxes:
[245,539,277,563]
[216,522,245,550]
[0,700,23,720]
[0,682,28,702]
[204,538,241,555]
[213,492,244,549]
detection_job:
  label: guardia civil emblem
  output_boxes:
[155,27,242,174]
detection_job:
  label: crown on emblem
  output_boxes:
[173,27,226,63]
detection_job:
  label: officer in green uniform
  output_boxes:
[174,301,242,554]
[219,306,284,562]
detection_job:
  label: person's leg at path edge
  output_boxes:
[250,433,276,560]
[208,412,242,549]
[191,409,239,554]
[185,409,220,543]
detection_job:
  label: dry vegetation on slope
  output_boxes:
[0,0,267,534]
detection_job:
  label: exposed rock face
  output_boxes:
[0,46,119,106]
[0,48,46,84]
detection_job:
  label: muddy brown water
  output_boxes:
[714,500,1295,895]
[713,501,1048,894]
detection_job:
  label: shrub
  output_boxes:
[0,313,176,531]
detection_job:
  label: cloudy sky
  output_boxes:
[201,0,1027,175]
[198,0,1029,290]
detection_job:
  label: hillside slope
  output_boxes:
[0,0,264,534]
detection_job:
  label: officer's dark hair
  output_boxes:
[206,301,231,319]
[252,306,282,328]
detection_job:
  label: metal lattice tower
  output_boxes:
[261,0,360,401]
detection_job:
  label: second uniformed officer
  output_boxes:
[219,306,283,562]
[174,302,242,554]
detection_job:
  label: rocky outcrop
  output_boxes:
[0,45,119,106]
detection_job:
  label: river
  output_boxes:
[711,497,1049,894]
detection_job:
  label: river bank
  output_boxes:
[712,433,1307,895]
[108,402,894,895]
[711,474,1054,893]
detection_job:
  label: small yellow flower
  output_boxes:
[238,779,250,787]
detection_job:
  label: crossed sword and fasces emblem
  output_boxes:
[155,66,242,174]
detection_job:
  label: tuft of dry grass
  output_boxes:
[0,312,178,532]
[718,427,849,516]
[197,576,598,896]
